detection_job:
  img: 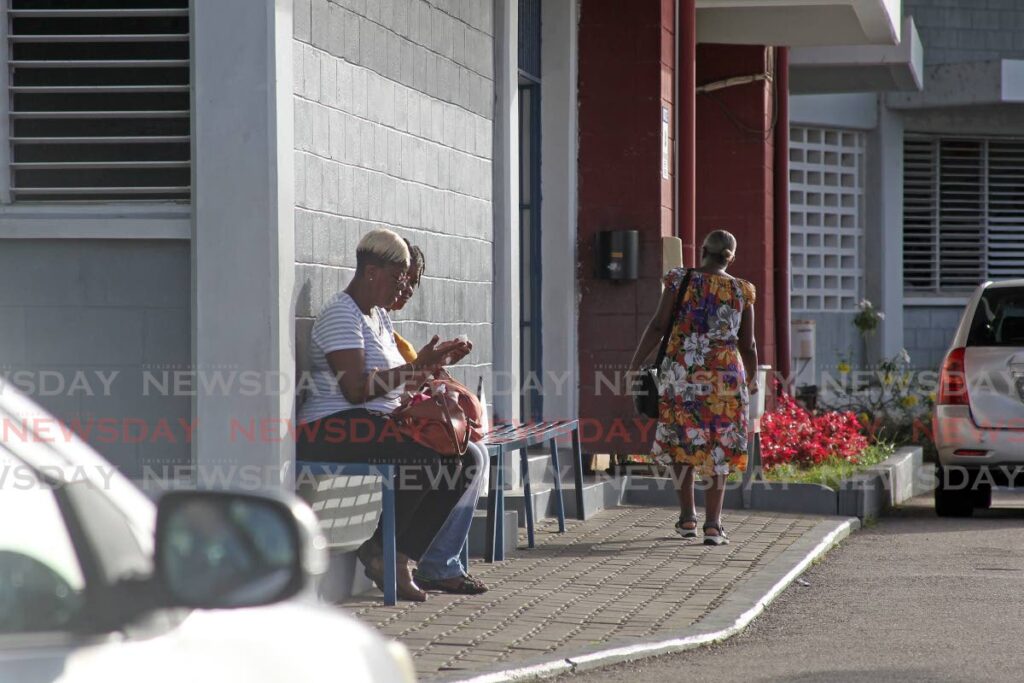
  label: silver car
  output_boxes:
[0,380,415,683]
[933,278,1024,517]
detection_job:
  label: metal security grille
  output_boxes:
[903,136,1024,293]
[7,0,190,202]
[789,126,864,312]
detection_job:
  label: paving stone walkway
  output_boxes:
[343,505,829,681]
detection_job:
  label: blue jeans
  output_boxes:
[415,440,488,580]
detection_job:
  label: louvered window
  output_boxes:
[904,136,1024,293]
[7,0,190,202]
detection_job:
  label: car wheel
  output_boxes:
[972,483,992,510]
[934,467,975,518]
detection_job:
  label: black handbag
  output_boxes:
[633,269,692,419]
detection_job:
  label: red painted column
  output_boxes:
[577,0,675,455]
[680,0,696,265]
[772,47,791,382]
[695,44,776,370]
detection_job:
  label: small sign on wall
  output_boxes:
[661,106,670,180]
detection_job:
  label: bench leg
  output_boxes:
[380,465,397,606]
[549,438,566,533]
[495,448,505,561]
[485,450,499,562]
[520,448,535,549]
[572,427,585,521]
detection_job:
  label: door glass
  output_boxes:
[0,452,87,633]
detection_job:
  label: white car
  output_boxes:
[0,379,415,683]
[933,278,1024,517]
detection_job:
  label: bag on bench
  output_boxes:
[390,378,480,456]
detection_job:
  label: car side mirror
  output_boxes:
[154,490,327,609]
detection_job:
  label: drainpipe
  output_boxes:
[772,47,791,381]
[680,0,696,267]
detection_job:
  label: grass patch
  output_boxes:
[759,441,897,490]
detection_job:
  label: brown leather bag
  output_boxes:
[434,372,486,443]
[390,379,472,456]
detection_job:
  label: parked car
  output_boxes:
[0,379,416,683]
[933,278,1024,517]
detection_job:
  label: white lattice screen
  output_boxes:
[789,126,865,312]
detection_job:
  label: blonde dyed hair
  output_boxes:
[356,228,410,273]
[702,229,737,265]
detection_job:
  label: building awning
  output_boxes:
[887,59,1024,109]
[789,16,922,94]
[696,0,900,47]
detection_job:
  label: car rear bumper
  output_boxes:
[934,406,1024,468]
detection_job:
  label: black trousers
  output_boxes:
[296,408,471,560]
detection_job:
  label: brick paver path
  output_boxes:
[343,505,825,680]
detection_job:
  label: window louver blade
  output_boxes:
[8,0,191,202]
[903,136,1024,293]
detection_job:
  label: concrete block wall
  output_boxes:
[0,240,191,479]
[904,0,1024,64]
[293,0,494,397]
[902,305,963,371]
[292,0,494,549]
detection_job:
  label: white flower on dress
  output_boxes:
[683,333,710,366]
[709,304,741,341]
[718,424,747,452]
[686,427,709,446]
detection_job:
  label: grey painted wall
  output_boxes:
[903,305,963,371]
[904,0,1024,65]
[0,240,191,479]
[293,0,494,399]
[794,312,866,382]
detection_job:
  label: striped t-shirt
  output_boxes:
[298,292,407,424]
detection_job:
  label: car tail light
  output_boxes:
[938,347,969,406]
[953,449,987,456]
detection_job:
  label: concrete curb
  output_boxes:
[432,516,859,683]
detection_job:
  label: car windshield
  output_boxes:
[967,287,1024,347]
[0,451,87,634]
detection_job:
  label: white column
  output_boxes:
[865,96,904,364]
[540,0,579,421]
[191,0,295,490]
[491,0,521,424]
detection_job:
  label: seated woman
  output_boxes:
[389,241,489,591]
[297,228,487,601]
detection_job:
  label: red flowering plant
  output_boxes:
[761,387,867,469]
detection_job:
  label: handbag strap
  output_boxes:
[438,391,470,456]
[653,268,692,368]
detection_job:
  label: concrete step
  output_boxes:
[481,476,623,527]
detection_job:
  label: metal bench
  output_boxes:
[295,419,585,604]
[482,419,585,562]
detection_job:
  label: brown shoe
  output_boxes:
[395,552,428,602]
[414,572,489,595]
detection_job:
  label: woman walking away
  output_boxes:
[629,230,758,546]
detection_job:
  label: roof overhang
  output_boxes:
[887,59,1024,109]
[696,0,901,47]
[788,16,922,93]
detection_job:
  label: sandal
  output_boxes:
[357,539,428,602]
[414,572,489,595]
[703,522,729,546]
[675,514,699,539]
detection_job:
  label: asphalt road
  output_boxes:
[560,493,1024,683]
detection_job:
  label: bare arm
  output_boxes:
[738,304,758,392]
[325,335,457,403]
[628,286,677,372]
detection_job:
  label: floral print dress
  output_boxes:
[652,268,756,477]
